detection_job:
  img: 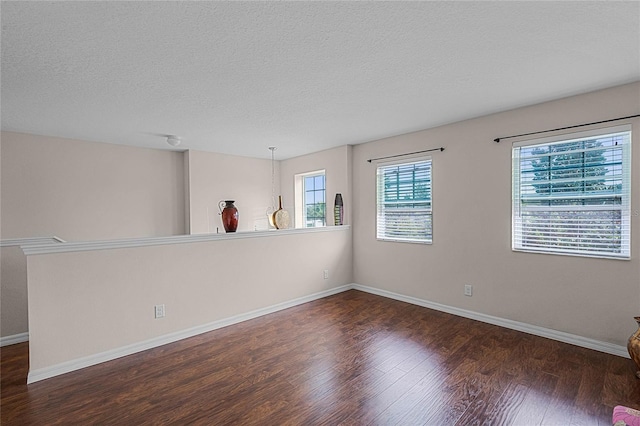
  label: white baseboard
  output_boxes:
[351,283,630,359]
[27,282,629,384]
[27,285,352,384]
[1,332,29,347]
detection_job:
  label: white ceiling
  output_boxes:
[2,1,639,160]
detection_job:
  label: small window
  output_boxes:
[376,157,432,243]
[512,126,631,259]
[295,170,326,228]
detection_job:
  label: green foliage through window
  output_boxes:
[304,174,325,227]
[513,128,630,258]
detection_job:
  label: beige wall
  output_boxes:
[352,82,640,347]
[0,132,185,241]
[186,150,277,234]
[1,246,28,337]
[0,132,186,341]
[280,145,353,226]
[6,82,640,377]
[27,229,352,373]
[1,238,64,341]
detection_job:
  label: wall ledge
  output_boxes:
[0,236,65,247]
[22,226,350,256]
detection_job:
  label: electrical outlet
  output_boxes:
[154,304,165,318]
[323,269,329,280]
[464,285,473,297]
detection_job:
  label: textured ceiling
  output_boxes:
[2,1,639,159]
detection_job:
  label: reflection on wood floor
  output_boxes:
[2,290,639,425]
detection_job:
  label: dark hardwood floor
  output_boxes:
[2,290,639,425]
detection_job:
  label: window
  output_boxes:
[295,170,326,228]
[376,157,432,243]
[304,173,326,227]
[512,126,631,259]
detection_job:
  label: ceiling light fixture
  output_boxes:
[166,136,181,147]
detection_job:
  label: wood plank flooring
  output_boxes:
[2,290,639,425]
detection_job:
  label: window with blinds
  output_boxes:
[376,157,432,243]
[512,126,631,259]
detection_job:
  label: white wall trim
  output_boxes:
[0,236,65,247]
[351,283,630,359]
[26,282,628,384]
[1,332,29,347]
[22,226,350,256]
[27,284,352,384]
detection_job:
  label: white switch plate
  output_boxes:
[464,285,473,297]
[323,269,329,280]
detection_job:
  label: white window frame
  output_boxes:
[376,156,433,244]
[294,170,326,228]
[512,125,631,259]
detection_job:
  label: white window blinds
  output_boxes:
[512,126,631,259]
[377,157,432,243]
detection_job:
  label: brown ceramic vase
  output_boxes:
[219,200,239,233]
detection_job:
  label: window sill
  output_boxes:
[377,237,432,245]
[512,247,629,261]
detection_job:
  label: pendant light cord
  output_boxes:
[269,147,276,207]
